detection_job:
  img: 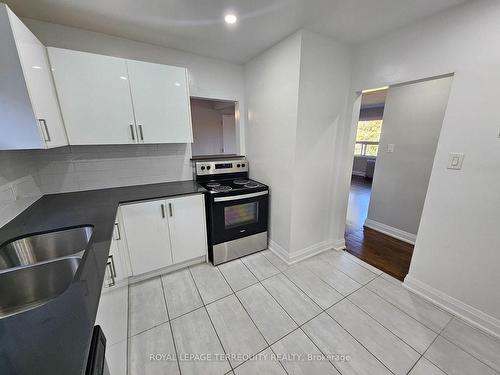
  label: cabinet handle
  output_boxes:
[113,222,121,240]
[161,203,166,218]
[106,255,116,287]
[168,203,173,217]
[39,119,51,142]
[129,124,136,140]
[138,125,144,141]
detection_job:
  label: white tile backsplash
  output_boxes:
[0,143,193,227]
[33,144,193,194]
[0,150,42,227]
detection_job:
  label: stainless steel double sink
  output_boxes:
[0,226,93,318]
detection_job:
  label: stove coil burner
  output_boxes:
[206,182,221,188]
[233,179,250,185]
[212,185,232,192]
[244,181,259,188]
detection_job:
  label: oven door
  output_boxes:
[211,190,268,245]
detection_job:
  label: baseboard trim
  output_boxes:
[128,256,206,284]
[268,238,346,265]
[332,238,346,251]
[268,239,290,264]
[364,219,416,245]
[404,274,500,339]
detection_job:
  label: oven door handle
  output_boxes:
[214,190,268,202]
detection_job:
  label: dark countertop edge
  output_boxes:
[0,179,207,375]
[190,154,245,161]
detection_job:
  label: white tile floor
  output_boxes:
[127,250,500,375]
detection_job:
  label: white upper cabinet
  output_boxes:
[127,60,193,144]
[0,5,67,149]
[47,47,136,145]
[47,47,193,146]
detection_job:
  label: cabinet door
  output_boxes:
[167,194,207,264]
[127,60,193,144]
[120,200,173,275]
[103,223,129,289]
[2,6,67,149]
[95,284,128,375]
[47,47,136,145]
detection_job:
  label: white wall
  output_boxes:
[0,151,42,227]
[289,30,352,257]
[367,76,452,237]
[245,30,352,261]
[190,99,223,156]
[245,31,302,252]
[22,18,246,155]
[337,0,500,335]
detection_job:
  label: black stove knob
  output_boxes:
[201,166,205,170]
[207,165,211,170]
[237,164,241,168]
[242,163,246,168]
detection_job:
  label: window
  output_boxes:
[354,120,383,156]
[224,202,259,229]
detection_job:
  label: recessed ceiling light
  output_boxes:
[32,65,41,69]
[224,14,237,24]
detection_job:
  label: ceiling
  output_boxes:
[5,0,468,64]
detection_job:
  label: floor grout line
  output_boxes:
[432,331,500,375]
[218,268,290,374]
[127,250,497,375]
[345,287,437,355]
[159,275,183,375]
[232,253,396,373]
[363,277,453,334]
[187,266,234,373]
[191,253,423,374]
[407,318,454,375]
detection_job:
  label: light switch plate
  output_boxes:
[387,144,395,153]
[447,152,464,170]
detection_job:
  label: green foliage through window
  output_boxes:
[356,120,383,142]
[354,120,383,157]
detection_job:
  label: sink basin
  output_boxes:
[0,226,93,271]
[0,257,80,318]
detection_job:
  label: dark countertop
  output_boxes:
[190,154,245,161]
[0,180,206,375]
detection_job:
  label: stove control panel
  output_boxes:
[195,159,248,176]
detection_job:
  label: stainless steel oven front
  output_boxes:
[208,190,268,265]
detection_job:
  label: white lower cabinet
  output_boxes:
[120,193,207,277]
[167,194,207,264]
[95,285,128,375]
[97,210,130,374]
[96,194,207,374]
[103,212,131,289]
[120,199,173,275]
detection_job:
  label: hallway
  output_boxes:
[345,176,414,281]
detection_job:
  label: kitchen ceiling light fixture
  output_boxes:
[224,14,238,25]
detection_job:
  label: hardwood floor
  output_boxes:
[344,175,414,281]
